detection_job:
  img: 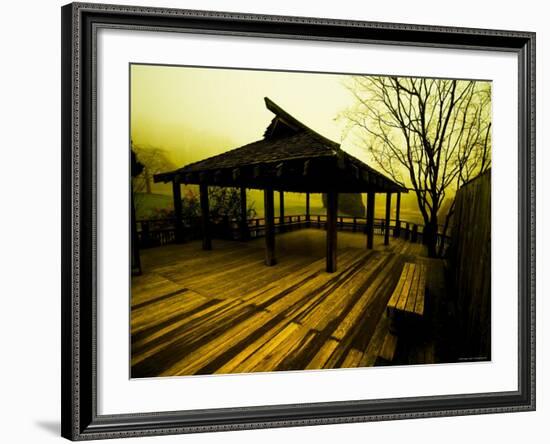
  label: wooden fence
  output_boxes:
[447,171,491,360]
[136,214,450,252]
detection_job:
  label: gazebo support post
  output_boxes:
[240,186,249,241]
[326,191,338,272]
[172,180,184,244]
[384,192,391,246]
[199,183,212,250]
[366,192,375,249]
[279,191,285,232]
[394,192,401,238]
[264,189,276,266]
[305,192,310,224]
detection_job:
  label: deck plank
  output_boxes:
[131,231,429,377]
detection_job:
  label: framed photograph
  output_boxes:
[61,2,535,440]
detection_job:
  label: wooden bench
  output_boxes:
[387,262,427,331]
[375,263,428,363]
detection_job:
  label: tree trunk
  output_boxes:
[424,212,439,258]
[438,199,456,257]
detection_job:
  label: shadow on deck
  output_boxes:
[131,229,446,378]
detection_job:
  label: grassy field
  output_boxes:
[134,193,173,219]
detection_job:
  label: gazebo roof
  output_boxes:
[154,97,406,194]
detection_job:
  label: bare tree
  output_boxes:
[132,142,176,194]
[342,76,491,257]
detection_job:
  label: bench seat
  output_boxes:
[387,262,427,318]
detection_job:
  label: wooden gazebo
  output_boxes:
[154,97,406,273]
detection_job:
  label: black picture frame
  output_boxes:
[61,2,536,440]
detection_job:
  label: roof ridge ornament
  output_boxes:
[263,97,340,150]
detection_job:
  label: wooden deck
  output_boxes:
[131,229,430,378]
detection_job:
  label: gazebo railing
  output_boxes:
[136,214,451,254]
